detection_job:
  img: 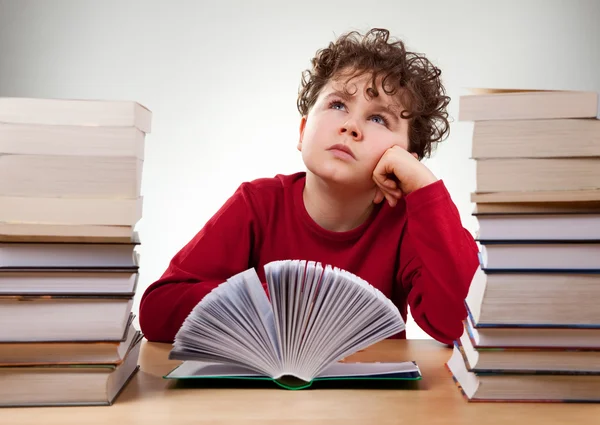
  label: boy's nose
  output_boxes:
[339,120,363,141]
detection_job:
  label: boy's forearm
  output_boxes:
[139,266,270,343]
[138,263,223,342]
[399,180,480,344]
[139,283,214,342]
[138,184,259,342]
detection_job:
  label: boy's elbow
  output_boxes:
[409,291,467,345]
[137,277,215,344]
[140,323,173,343]
[138,280,188,343]
[416,311,464,345]
[139,318,174,344]
[139,294,176,343]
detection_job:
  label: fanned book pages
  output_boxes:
[165,260,421,390]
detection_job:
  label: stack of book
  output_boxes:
[0,97,151,407]
[447,89,600,402]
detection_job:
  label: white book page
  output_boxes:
[291,262,322,371]
[274,261,290,369]
[292,266,338,372]
[223,279,274,353]
[173,297,273,372]
[211,280,277,367]
[167,361,264,378]
[326,278,402,349]
[284,261,297,369]
[295,267,404,380]
[283,260,305,370]
[317,361,419,378]
[265,263,284,360]
[322,311,404,368]
[239,269,281,358]
[297,270,364,373]
[171,268,279,376]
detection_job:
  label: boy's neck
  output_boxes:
[303,171,376,232]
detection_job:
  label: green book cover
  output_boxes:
[164,359,422,390]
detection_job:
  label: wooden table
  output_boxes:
[2,339,599,424]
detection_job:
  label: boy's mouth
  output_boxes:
[327,144,356,160]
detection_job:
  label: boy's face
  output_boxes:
[298,71,410,191]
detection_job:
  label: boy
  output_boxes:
[139,28,480,345]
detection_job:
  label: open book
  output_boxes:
[164,259,421,390]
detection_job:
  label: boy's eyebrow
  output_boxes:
[324,90,353,102]
[324,90,401,123]
[374,104,401,124]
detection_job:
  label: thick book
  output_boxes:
[0,268,139,295]
[458,321,600,373]
[474,212,600,241]
[0,122,145,159]
[0,335,142,407]
[472,201,600,215]
[464,267,600,327]
[0,240,139,269]
[0,97,152,133]
[164,259,421,390]
[0,321,140,366]
[458,88,600,121]
[0,195,143,227]
[474,158,600,193]
[447,341,600,402]
[463,314,600,349]
[0,154,143,198]
[478,240,600,271]
[471,119,600,159]
[0,296,134,342]
[0,222,135,243]
[471,190,600,204]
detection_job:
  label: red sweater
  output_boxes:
[139,172,479,345]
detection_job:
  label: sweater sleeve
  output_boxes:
[139,183,264,342]
[396,180,480,344]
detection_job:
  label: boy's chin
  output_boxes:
[308,166,371,189]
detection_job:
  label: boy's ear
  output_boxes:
[297,116,307,152]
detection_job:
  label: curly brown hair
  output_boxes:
[297,28,450,159]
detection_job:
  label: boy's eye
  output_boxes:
[329,100,346,111]
[370,115,388,126]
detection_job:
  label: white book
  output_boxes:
[0,196,143,226]
[0,296,133,342]
[0,97,152,133]
[0,222,135,243]
[471,119,600,159]
[0,154,142,198]
[0,336,142,407]
[464,313,600,349]
[165,260,419,390]
[458,325,600,373]
[447,343,600,402]
[480,241,600,270]
[475,213,600,240]
[0,123,145,159]
[0,321,139,365]
[0,268,138,295]
[464,267,600,326]
[475,158,600,193]
[459,89,600,121]
[0,241,138,268]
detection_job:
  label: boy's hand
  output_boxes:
[372,146,438,207]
